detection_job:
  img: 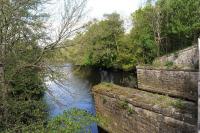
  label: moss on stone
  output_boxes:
[117,100,136,115]
[170,99,186,109]
[96,113,110,128]
[118,100,129,109]
[127,106,136,115]
[145,93,187,109]
[93,82,115,92]
[102,96,107,104]
[93,83,188,110]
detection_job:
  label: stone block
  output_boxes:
[137,66,198,101]
[93,83,197,133]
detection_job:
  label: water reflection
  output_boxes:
[44,64,136,133]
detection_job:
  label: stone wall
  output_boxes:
[93,83,197,133]
[153,45,198,69]
[137,66,198,101]
[92,45,198,132]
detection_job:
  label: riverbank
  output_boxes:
[44,64,138,133]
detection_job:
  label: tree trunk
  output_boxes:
[0,43,8,125]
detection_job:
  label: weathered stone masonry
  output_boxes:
[137,66,198,101]
[92,45,198,133]
[93,84,197,133]
[153,45,198,69]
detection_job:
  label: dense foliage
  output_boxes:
[59,0,200,70]
[83,13,124,68]
[157,0,200,53]
[130,4,157,64]
[0,0,97,132]
[61,13,137,70]
[7,108,98,133]
[0,0,48,131]
[1,0,200,132]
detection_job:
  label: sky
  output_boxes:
[47,0,145,20]
[45,0,145,36]
[86,0,145,30]
[86,0,144,20]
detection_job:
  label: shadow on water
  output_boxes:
[44,64,137,133]
[73,66,137,88]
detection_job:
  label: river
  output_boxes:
[44,64,136,133]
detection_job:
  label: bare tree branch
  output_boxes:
[33,0,87,66]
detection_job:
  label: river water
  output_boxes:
[44,64,136,133]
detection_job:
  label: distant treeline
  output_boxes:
[55,0,200,71]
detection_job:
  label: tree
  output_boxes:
[73,13,125,68]
[54,0,200,70]
[157,0,200,53]
[152,4,163,56]
[115,34,137,70]
[130,5,157,64]
[129,0,200,64]
[0,0,87,131]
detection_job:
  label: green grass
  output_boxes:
[118,100,129,109]
[170,99,186,109]
[164,61,174,68]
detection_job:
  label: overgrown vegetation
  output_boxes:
[0,0,199,132]
[164,61,174,68]
[118,100,129,109]
[55,0,200,71]
[0,0,99,132]
[118,100,136,115]
[7,108,98,133]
